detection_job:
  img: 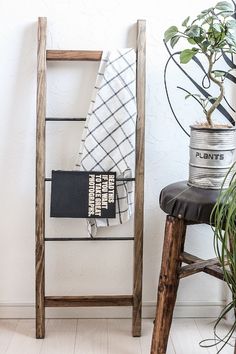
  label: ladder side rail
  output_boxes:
[132,19,146,337]
[36,16,47,339]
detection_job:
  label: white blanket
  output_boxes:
[75,48,137,237]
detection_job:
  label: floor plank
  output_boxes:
[40,319,77,354]
[171,318,211,354]
[0,320,18,354]
[195,318,234,354]
[74,319,108,354]
[108,319,141,354]
[5,319,44,354]
[0,318,235,354]
[139,319,153,354]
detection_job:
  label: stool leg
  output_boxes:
[151,215,186,354]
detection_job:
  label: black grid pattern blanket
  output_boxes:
[75,48,137,237]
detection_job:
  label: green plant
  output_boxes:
[164,1,236,127]
[210,166,236,352]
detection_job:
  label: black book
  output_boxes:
[50,170,116,218]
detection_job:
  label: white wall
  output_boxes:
[0,0,229,318]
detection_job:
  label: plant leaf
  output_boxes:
[218,10,234,17]
[164,26,178,42]
[182,16,190,27]
[185,94,191,99]
[185,24,201,37]
[212,23,222,32]
[202,15,215,25]
[226,19,236,34]
[185,93,201,99]
[170,35,181,48]
[188,38,196,44]
[224,48,236,53]
[199,7,214,16]
[180,48,198,64]
[226,33,236,46]
[215,1,234,12]
[226,19,236,28]
[213,70,226,77]
[202,39,211,51]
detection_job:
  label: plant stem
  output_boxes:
[206,54,225,127]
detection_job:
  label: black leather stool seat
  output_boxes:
[159,181,221,224]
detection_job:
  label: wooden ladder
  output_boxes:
[36,17,146,339]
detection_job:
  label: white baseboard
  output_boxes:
[0,301,225,319]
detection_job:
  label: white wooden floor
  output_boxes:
[0,318,235,354]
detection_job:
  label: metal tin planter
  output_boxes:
[188,125,236,189]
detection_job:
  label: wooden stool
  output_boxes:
[151,181,225,354]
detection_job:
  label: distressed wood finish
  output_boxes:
[45,295,133,307]
[35,18,146,339]
[132,19,146,338]
[151,216,186,354]
[151,219,226,353]
[180,251,224,281]
[46,50,102,61]
[36,17,47,339]
[179,257,220,279]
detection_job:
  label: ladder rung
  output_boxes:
[45,295,133,307]
[45,177,135,182]
[45,237,134,241]
[46,50,102,61]
[46,117,86,122]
